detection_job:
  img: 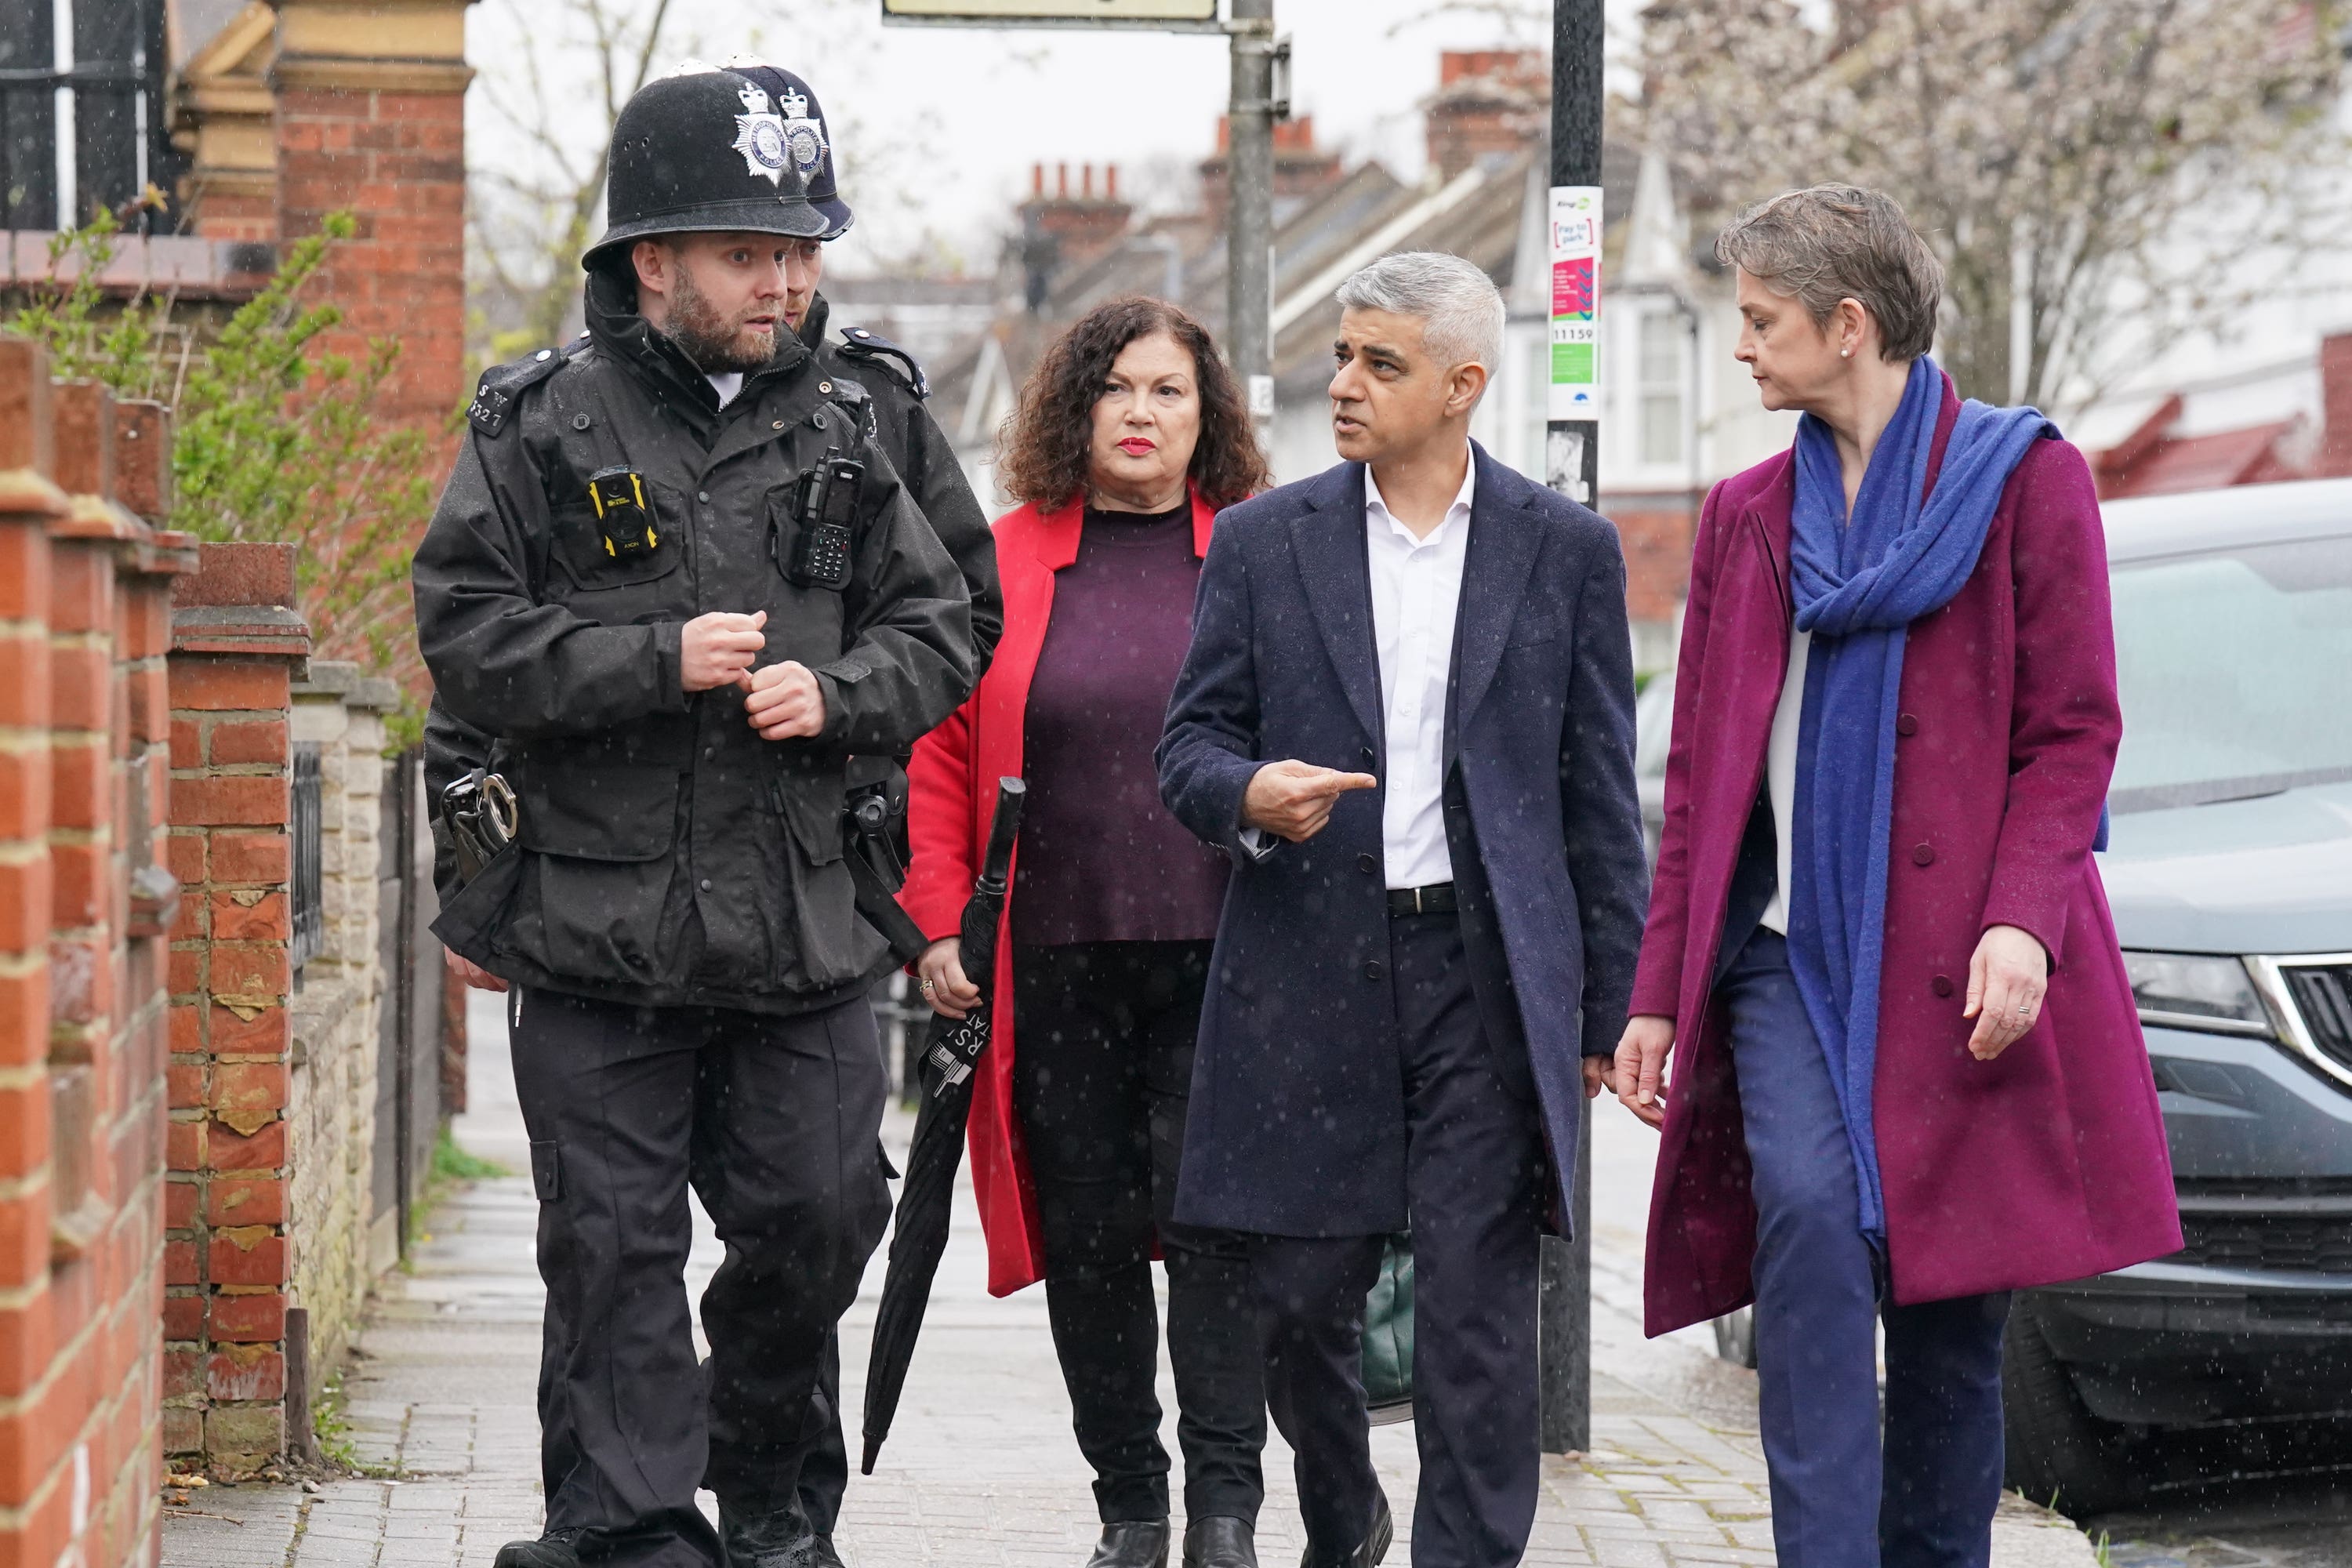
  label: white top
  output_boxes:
[1758,626,1812,935]
[706,372,744,408]
[1365,458,1475,891]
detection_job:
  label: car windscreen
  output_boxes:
[2110,530,2352,812]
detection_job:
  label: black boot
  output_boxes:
[1298,1495,1391,1568]
[720,1504,819,1568]
[1087,1519,1172,1568]
[1182,1515,1258,1568]
[807,1536,845,1568]
[492,1529,588,1568]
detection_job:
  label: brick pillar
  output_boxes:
[0,334,197,1568]
[2321,332,2352,479]
[270,0,476,431]
[165,543,310,1479]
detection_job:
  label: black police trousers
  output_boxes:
[510,987,891,1568]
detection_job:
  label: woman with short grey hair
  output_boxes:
[1613,183,2179,1562]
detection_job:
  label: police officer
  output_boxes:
[413,65,978,1568]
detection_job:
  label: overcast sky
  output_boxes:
[466,0,1647,277]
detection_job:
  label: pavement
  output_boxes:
[160,989,2109,1568]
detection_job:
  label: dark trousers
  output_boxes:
[1013,940,1269,1525]
[510,988,891,1568]
[1722,929,2010,1568]
[1249,912,1546,1568]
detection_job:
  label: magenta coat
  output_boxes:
[1632,378,2182,1338]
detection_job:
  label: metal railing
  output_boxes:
[290,742,324,970]
[0,0,183,231]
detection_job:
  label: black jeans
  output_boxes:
[510,989,891,1568]
[1014,941,1268,1525]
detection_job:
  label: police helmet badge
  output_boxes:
[776,83,830,181]
[730,82,793,186]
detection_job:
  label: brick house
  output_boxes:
[0,3,476,1562]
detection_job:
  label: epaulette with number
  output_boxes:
[466,336,588,436]
[837,326,929,401]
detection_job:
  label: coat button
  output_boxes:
[699,878,713,892]
[1358,853,1377,876]
[1360,746,1376,768]
[1932,974,1955,997]
[1896,713,1919,737]
[698,491,710,503]
[1364,960,1385,982]
[572,412,591,431]
[1911,843,1935,866]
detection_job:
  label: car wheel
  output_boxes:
[2002,1296,2148,1515]
[1711,1306,1758,1369]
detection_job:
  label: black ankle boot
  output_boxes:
[1182,1515,1258,1568]
[807,1535,845,1568]
[492,1529,588,1568]
[1087,1519,1172,1568]
[1298,1496,1391,1568]
[720,1504,819,1568]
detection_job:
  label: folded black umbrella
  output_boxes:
[860,775,1025,1474]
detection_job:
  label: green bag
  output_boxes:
[1360,1234,1414,1426]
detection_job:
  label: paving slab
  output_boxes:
[164,991,2098,1568]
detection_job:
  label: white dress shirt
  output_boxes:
[1366,459,1475,890]
[1758,626,1811,935]
[706,371,744,408]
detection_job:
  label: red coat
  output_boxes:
[899,490,1219,1298]
[1632,380,2181,1336]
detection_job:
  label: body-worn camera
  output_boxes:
[587,466,659,557]
[776,453,862,590]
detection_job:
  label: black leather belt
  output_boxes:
[1386,882,1457,916]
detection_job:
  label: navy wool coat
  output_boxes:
[1157,447,1650,1237]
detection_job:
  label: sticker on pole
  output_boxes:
[1549,186,1602,422]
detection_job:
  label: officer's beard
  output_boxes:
[659,261,779,375]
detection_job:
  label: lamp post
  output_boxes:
[1538,0,1605,1458]
[1227,0,1279,437]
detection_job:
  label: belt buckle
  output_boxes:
[1410,885,1427,915]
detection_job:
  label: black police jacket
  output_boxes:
[415,268,978,1014]
[420,291,1002,920]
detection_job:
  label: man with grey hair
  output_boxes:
[1159,252,1647,1567]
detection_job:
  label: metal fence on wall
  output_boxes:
[289,741,324,971]
[373,750,444,1257]
[0,0,184,232]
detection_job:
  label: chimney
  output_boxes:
[2322,332,2352,477]
[1199,115,1342,230]
[1019,162,1134,311]
[1427,50,1547,181]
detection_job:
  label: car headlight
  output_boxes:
[2122,950,2271,1035]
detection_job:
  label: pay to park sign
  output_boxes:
[880,0,1218,22]
[1548,185,1602,422]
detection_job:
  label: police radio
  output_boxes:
[779,452,862,590]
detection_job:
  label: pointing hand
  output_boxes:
[1240,760,1380,844]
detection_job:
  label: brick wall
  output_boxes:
[0,336,198,1568]
[1602,496,1698,675]
[160,563,402,1480]
[285,664,396,1368]
[162,543,310,1479]
[270,0,474,434]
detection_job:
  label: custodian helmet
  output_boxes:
[585,67,833,265]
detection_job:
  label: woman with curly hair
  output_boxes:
[898,296,1274,1568]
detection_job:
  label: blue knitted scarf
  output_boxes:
[1787,357,2052,1240]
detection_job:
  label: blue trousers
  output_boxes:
[1722,930,2010,1568]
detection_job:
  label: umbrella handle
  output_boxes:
[976,777,1026,894]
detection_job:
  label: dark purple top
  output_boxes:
[1012,500,1231,946]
